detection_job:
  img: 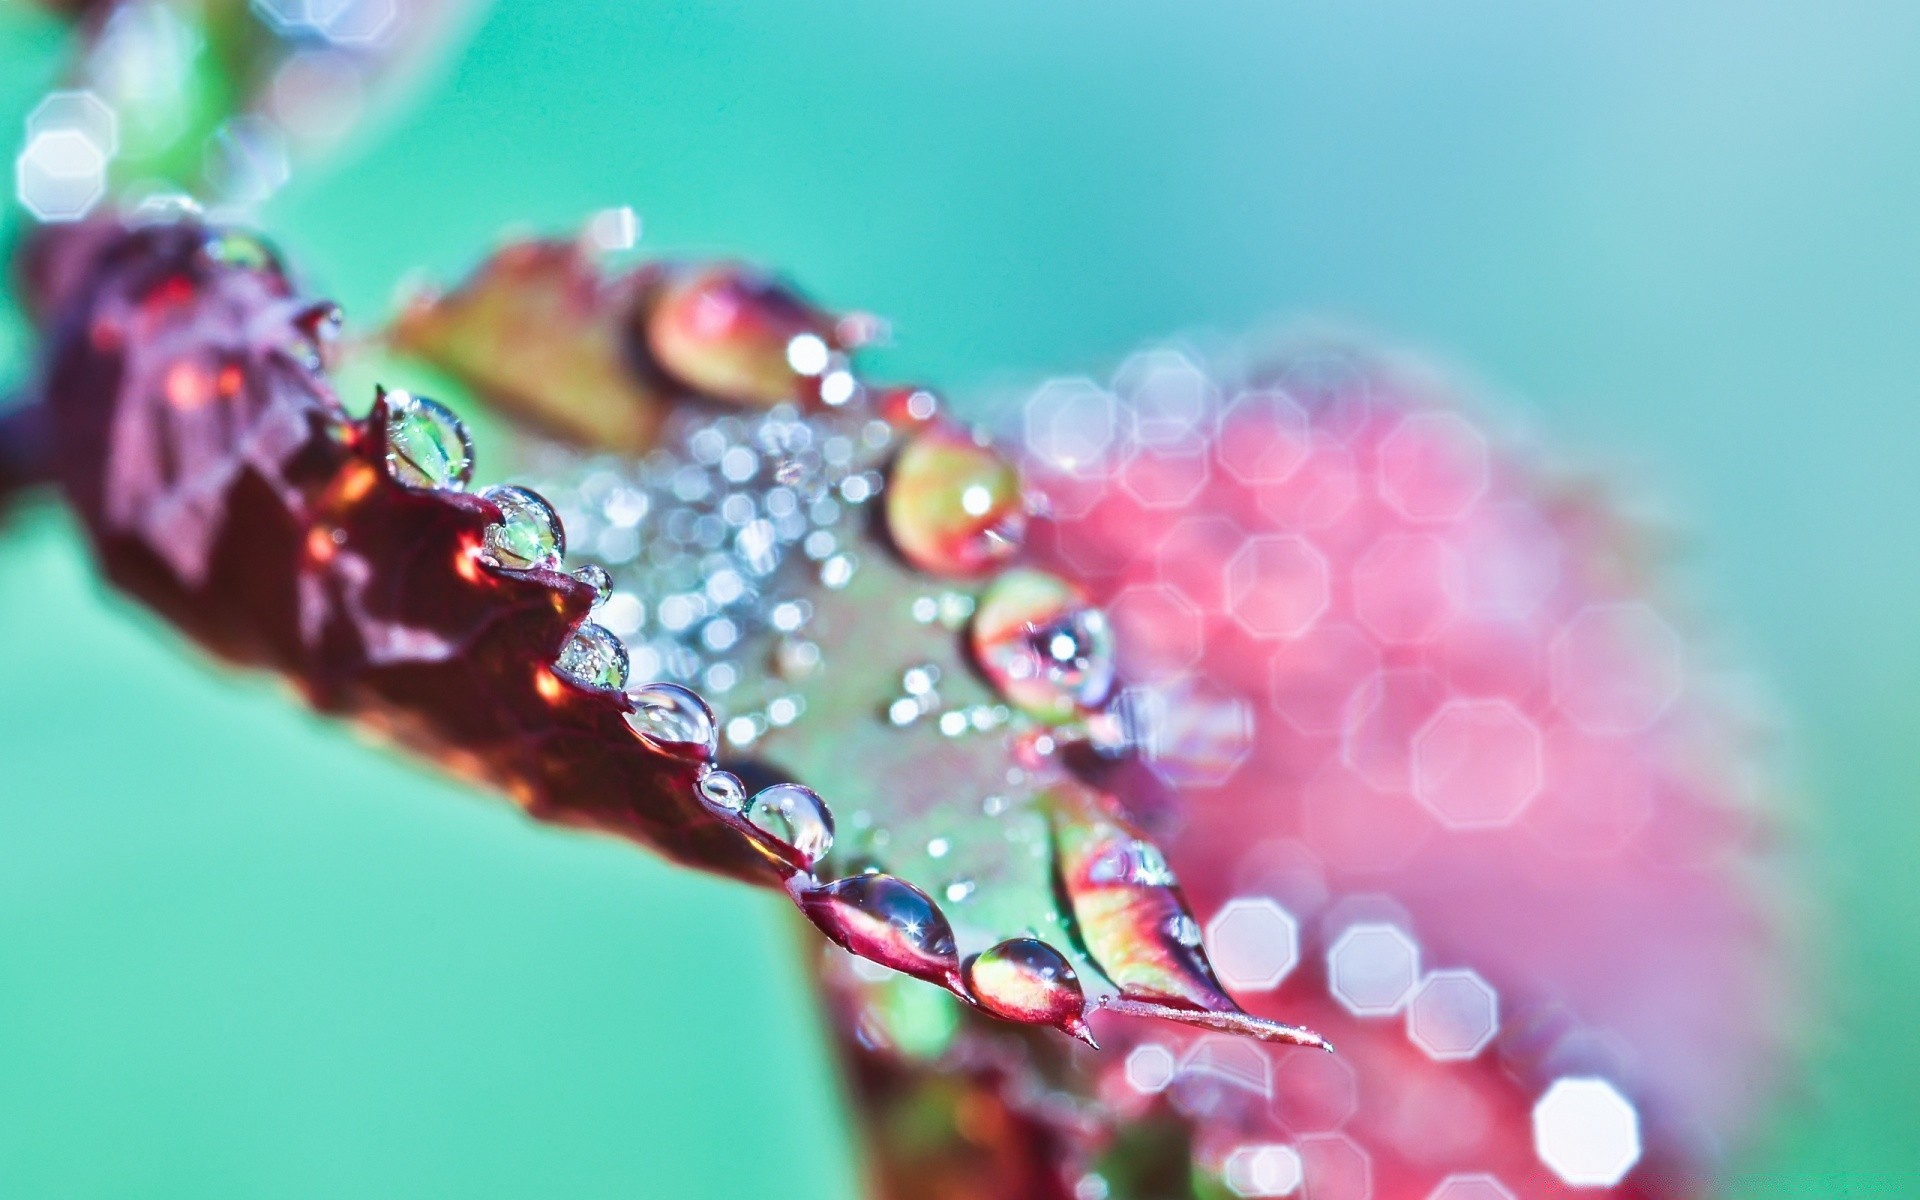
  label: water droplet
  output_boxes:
[885,422,1027,577]
[572,563,613,606]
[554,622,630,690]
[624,682,718,760]
[478,485,565,571]
[293,302,343,369]
[645,265,835,407]
[746,782,835,867]
[202,229,278,272]
[798,874,960,991]
[1050,784,1235,1015]
[963,938,1091,1042]
[971,569,1116,723]
[699,768,746,811]
[382,390,475,491]
[1166,913,1202,947]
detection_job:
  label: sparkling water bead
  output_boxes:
[698,769,747,811]
[624,682,718,760]
[970,568,1116,723]
[382,390,475,491]
[745,782,835,868]
[964,938,1091,1041]
[644,264,836,407]
[553,621,630,690]
[478,485,565,571]
[798,873,960,991]
[885,422,1027,577]
[572,563,613,606]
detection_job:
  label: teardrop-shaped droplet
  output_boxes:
[478,484,565,571]
[644,264,836,407]
[798,874,960,991]
[624,682,718,760]
[554,621,630,690]
[745,782,835,868]
[971,568,1116,723]
[698,768,746,811]
[202,229,279,272]
[290,301,344,370]
[964,938,1093,1043]
[885,422,1026,577]
[382,390,476,491]
[571,563,613,606]
[1047,782,1235,1014]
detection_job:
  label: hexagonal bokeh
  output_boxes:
[1124,1042,1176,1094]
[1025,377,1121,477]
[1106,583,1205,677]
[1351,532,1463,644]
[1204,897,1300,991]
[1222,1144,1303,1197]
[1411,698,1544,828]
[315,0,399,44]
[1378,411,1490,523]
[1296,1132,1372,1200]
[1271,1044,1358,1133]
[1226,535,1330,639]
[15,129,109,222]
[1550,602,1684,734]
[27,91,118,156]
[1154,515,1244,612]
[1426,1173,1516,1200]
[1532,1077,1643,1186]
[1405,969,1500,1060]
[1120,436,1212,508]
[1137,674,1256,789]
[1326,923,1421,1015]
[1268,624,1379,735]
[1216,388,1310,485]
[1257,437,1359,530]
[1340,667,1449,794]
[1113,347,1216,448]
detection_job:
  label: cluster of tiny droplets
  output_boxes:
[1003,342,1763,1197]
[526,398,895,753]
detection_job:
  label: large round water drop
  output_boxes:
[478,485,565,571]
[884,422,1026,577]
[971,569,1115,722]
[644,264,836,407]
[383,390,475,491]
[964,938,1092,1042]
[745,782,835,868]
[624,682,718,760]
[799,874,959,991]
[554,621,630,690]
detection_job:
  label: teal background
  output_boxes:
[3,0,1917,1194]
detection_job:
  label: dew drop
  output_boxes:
[884,422,1027,577]
[963,938,1091,1041]
[554,622,630,690]
[382,390,475,491]
[698,768,747,811]
[799,874,960,990]
[746,782,836,867]
[478,485,565,571]
[644,265,835,407]
[624,682,718,760]
[971,569,1116,723]
[571,563,613,606]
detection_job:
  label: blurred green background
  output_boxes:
[2,0,1916,1194]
